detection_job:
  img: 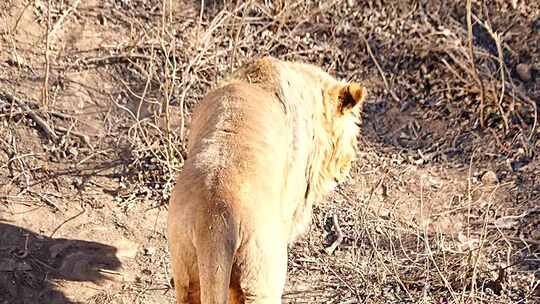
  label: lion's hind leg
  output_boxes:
[169,257,191,303]
[237,232,288,304]
[168,224,200,304]
[170,250,201,304]
[170,252,202,304]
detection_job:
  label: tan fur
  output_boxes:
[167,56,366,304]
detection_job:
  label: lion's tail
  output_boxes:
[195,204,238,304]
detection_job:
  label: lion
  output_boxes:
[167,56,366,304]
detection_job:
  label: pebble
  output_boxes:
[481,170,499,185]
[532,18,540,33]
[143,247,156,256]
[68,147,78,157]
[516,63,531,81]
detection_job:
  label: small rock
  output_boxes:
[481,170,498,185]
[510,0,517,9]
[413,157,425,165]
[68,147,78,157]
[143,247,156,256]
[516,63,531,81]
[493,216,519,229]
[510,158,530,172]
[378,208,391,220]
[529,228,540,240]
[532,18,540,33]
[115,239,139,258]
[141,268,152,276]
[7,52,28,68]
[98,14,107,26]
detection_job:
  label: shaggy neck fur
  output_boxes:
[307,103,359,201]
[245,58,360,202]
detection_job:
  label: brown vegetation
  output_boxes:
[0,0,538,303]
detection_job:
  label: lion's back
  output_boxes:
[180,82,296,209]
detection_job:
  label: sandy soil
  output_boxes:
[0,0,538,303]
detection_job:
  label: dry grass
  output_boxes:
[0,0,539,303]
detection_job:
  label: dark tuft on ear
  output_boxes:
[338,83,366,114]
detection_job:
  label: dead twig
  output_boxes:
[81,54,154,66]
[12,234,30,258]
[479,18,510,131]
[2,92,59,141]
[54,126,93,150]
[466,0,487,128]
[11,1,33,33]
[42,0,52,107]
[49,0,81,37]
[229,0,253,71]
[324,213,344,255]
[507,84,538,141]
[49,201,86,238]
[360,34,400,104]
[27,190,61,213]
[505,236,540,247]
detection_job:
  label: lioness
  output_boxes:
[167,56,366,304]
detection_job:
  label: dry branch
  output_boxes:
[54,126,93,150]
[324,214,344,255]
[1,92,59,141]
[478,18,509,131]
[42,0,52,107]
[49,0,81,37]
[466,0,487,128]
[361,34,400,104]
[0,1,538,303]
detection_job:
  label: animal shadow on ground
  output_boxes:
[0,221,121,304]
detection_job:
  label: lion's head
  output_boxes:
[308,81,365,200]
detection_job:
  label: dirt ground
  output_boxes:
[0,0,539,303]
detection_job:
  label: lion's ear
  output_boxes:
[336,83,366,114]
